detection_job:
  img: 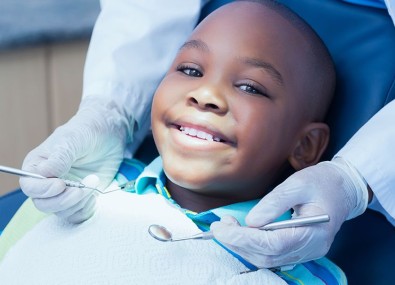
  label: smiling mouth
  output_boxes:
[178,126,225,143]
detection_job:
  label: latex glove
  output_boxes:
[211,158,369,268]
[20,96,130,223]
[49,174,100,224]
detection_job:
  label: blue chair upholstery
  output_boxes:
[277,0,395,160]
[0,189,27,232]
[200,1,395,284]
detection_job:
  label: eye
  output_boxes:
[238,83,269,97]
[177,64,203,77]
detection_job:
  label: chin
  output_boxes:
[166,172,205,189]
[165,170,217,193]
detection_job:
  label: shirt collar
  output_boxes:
[132,157,290,271]
[134,157,290,228]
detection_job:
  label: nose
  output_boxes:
[187,86,228,114]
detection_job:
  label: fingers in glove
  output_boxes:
[211,221,328,268]
[220,215,241,226]
[246,181,310,227]
[32,186,94,213]
[56,174,100,223]
[61,195,97,224]
[22,147,74,179]
[20,177,66,199]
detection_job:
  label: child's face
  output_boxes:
[151,3,314,202]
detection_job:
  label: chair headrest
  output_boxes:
[279,0,395,159]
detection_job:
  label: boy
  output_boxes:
[0,1,344,284]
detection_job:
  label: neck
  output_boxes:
[166,180,243,213]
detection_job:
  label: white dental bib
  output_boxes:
[0,191,285,285]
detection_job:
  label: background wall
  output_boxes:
[0,0,100,195]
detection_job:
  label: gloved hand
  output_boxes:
[210,157,369,268]
[20,96,130,223]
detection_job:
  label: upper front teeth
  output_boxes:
[179,126,221,142]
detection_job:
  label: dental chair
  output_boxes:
[1,0,395,283]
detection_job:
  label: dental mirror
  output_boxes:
[148,224,214,242]
[148,214,329,242]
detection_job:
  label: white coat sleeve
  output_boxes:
[384,0,395,26]
[336,99,395,225]
[82,0,207,156]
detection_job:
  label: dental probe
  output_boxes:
[148,214,330,242]
[0,164,98,191]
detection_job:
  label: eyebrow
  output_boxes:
[239,57,284,86]
[179,39,210,53]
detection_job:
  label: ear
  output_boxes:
[288,122,330,171]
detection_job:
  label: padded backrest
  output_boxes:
[200,0,395,160]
